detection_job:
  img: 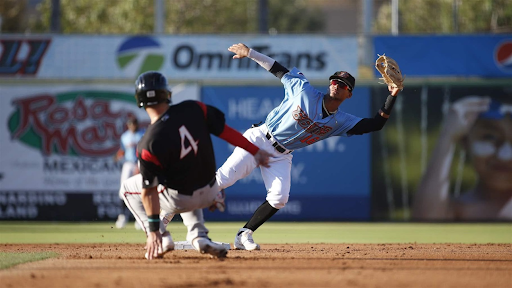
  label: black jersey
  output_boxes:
[137,100,225,194]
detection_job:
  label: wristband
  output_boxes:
[148,214,160,232]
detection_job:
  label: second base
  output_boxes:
[174,241,231,250]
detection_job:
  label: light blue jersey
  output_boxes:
[120,129,145,163]
[265,68,362,150]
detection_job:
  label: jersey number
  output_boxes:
[179,126,199,159]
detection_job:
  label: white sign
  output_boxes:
[0,85,199,192]
[0,35,358,80]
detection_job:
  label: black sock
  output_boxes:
[242,200,279,233]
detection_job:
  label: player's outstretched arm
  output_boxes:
[228,43,250,59]
[218,124,270,167]
[228,43,289,78]
[348,85,401,135]
[253,149,271,168]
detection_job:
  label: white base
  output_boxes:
[174,241,231,250]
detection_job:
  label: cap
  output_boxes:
[329,71,355,91]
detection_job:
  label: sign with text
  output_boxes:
[0,85,198,193]
[0,35,358,80]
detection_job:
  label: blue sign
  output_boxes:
[374,35,512,77]
[202,85,371,220]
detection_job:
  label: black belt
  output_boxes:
[266,132,291,154]
[178,177,216,196]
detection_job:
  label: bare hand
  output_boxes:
[228,43,250,59]
[146,231,162,260]
[388,85,400,96]
[443,96,491,142]
[254,149,271,168]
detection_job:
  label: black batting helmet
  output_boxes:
[135,71,171,108]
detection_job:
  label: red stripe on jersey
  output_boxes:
[141,149,162,167]
[196,101,207,119]
[219,124,259,156]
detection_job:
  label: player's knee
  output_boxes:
[267,195,289,209]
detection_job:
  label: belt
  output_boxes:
[266,132,292,154]
[178,177,216,196]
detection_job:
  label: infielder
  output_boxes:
[217,43,402,250]
[131,71,271,259]
[114,117,145,229]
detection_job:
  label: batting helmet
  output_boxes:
[135,71,171,108]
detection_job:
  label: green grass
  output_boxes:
[0,221,510,244]
[0,252,58,269]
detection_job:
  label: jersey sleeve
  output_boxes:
[332,112,363,137]
[195,101,226,136]
[281,68,315,101]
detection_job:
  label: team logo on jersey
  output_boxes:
[494,40,512,73]
[8,91,141,157]
[116,36,165,77]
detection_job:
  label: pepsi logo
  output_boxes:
[494,40,512,73]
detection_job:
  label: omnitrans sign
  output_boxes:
[0,35,358,80]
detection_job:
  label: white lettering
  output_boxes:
[0,192,67,206]
[97,205,122,218]
[0,205,38,219]
[228,98,280,120]
[298,137,345,153]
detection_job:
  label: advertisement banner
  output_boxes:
[203,85,372,220]
[374,35,512,77]
[0,84,199,220]
[0,35,358,81]
[371,84,512,221]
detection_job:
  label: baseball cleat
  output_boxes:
[208,189,226,213]
[115,214,127,229]
[145,231,174,259]
[191,237,228,259]
[234,228,260,250]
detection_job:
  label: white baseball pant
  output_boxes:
[119,161,138,199]
[216,124,293,209]
[120,174,219,242]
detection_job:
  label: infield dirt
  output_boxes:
[1,243,511,288]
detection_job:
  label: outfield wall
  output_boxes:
[0,34,510,221]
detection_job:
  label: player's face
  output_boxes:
[127,122,138,132]
[467,115,512,194]
[329,79,352,101]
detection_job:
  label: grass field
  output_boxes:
[1,221,510,244]
[1,221,510,275]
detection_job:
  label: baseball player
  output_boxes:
[131,71,271,260]
[216,43,401,250]
[114,116,145,229]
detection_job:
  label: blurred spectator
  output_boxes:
[413,96,512,221]
[113,116,145,229]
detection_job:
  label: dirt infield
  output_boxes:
[1,243,511,288]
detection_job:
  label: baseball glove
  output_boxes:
[375,54,404,90]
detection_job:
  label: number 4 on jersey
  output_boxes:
[179,125,199,159]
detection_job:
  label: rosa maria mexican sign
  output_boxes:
[0,87,148,192]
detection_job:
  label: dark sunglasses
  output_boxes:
[330,79,351,91]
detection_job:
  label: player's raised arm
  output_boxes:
[228,43,289,79]
[348,85,401,135]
